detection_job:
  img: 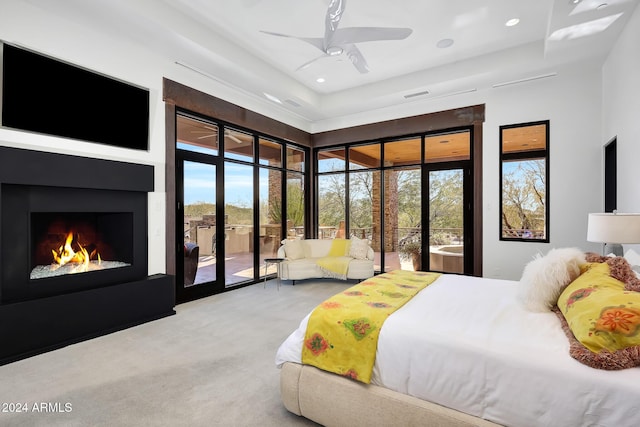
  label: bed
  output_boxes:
[276,267,640,427]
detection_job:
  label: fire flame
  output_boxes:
[51,232,100,271]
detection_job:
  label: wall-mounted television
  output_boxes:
[1,43,149,150]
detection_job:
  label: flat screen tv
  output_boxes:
[1,43,149,150]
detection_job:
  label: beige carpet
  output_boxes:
[0,279,352,427]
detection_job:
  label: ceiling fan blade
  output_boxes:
[260,30,325,52]
[324,0,346,50]
[344,44,369,74]
[295,54,327,72]
[333,27,413,45]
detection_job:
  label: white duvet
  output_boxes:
[276,274,640,427]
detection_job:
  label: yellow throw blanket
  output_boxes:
[316,238,352,280]
[301,269,442,383]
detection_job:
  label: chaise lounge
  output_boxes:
[276,237,374,283]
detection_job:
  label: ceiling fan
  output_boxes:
[191,126,244,144]
[260,0,412,74]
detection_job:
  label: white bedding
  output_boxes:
[276,274,640,427]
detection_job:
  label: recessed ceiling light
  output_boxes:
[316,77,326,83]
[506,18,520,27]
[263,92,282,104]
[436,38,454,49]
[548,13,622,40]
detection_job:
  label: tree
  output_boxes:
[318,174,346,227]
[502,159,545,238]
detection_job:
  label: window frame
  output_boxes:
[499,120,550,243]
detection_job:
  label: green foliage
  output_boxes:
[286,180,305,226]
[318,174,346,227]
[184,202,215,217]
[397,233,422,261]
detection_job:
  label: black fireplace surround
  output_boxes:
[0,146,175,365]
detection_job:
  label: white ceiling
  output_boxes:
[24,0,640,126]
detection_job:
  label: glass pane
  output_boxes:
[429,170,464,273]
[349,170,381,268]
[318,148,346,172]
[286,172,305,239]
[286,146,305,172]
[224,128,254,162]
[224,162,254,287]
[349,143,381,169]
[260,168,282,269]
[177,115,218,155]
[318,174,345,239]
[183,161,216,287]
[384,138,421,166]
[390,168,422,272]
[500,121,548,241]
[425,130,470,163]
[259,138,282,167]
[501,158,546,239]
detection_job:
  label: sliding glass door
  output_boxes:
[315,128,473,275]
[174,112,309,302]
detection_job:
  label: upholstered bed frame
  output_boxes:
[280,362,500,427]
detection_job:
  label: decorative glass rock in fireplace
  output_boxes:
[30,212,133,279]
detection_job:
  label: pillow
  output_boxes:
[517,247,585,312]
[349,236,370,260]
[585,252,640,292]
[282,239,305,260]
[328,238,351,257]
[555,259,640,369]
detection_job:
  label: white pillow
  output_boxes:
[517,247,585,312]
[283,239,305,260]
[349,235,370,260]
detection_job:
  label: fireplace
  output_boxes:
[0,147,174,365]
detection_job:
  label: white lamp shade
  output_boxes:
[587,213,640,244]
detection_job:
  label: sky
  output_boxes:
[183,159,270,207]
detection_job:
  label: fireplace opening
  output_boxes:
[1,183,149,304]
[30,212,133,279]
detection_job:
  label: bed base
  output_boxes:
[280,362,500,427]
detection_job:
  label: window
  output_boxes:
[500,121,549,242]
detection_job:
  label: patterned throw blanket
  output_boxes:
[301,269,442,383]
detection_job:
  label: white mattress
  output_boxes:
[276,274,640,427]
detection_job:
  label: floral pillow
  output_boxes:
[555,258,640,369]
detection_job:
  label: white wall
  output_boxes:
[603,4,640,211]
[1,0,623,280]
[482,64,603,279]
[602,3,640,256]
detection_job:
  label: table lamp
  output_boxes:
[587,212,640,256]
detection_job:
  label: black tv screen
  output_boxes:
[1,43,149,150]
